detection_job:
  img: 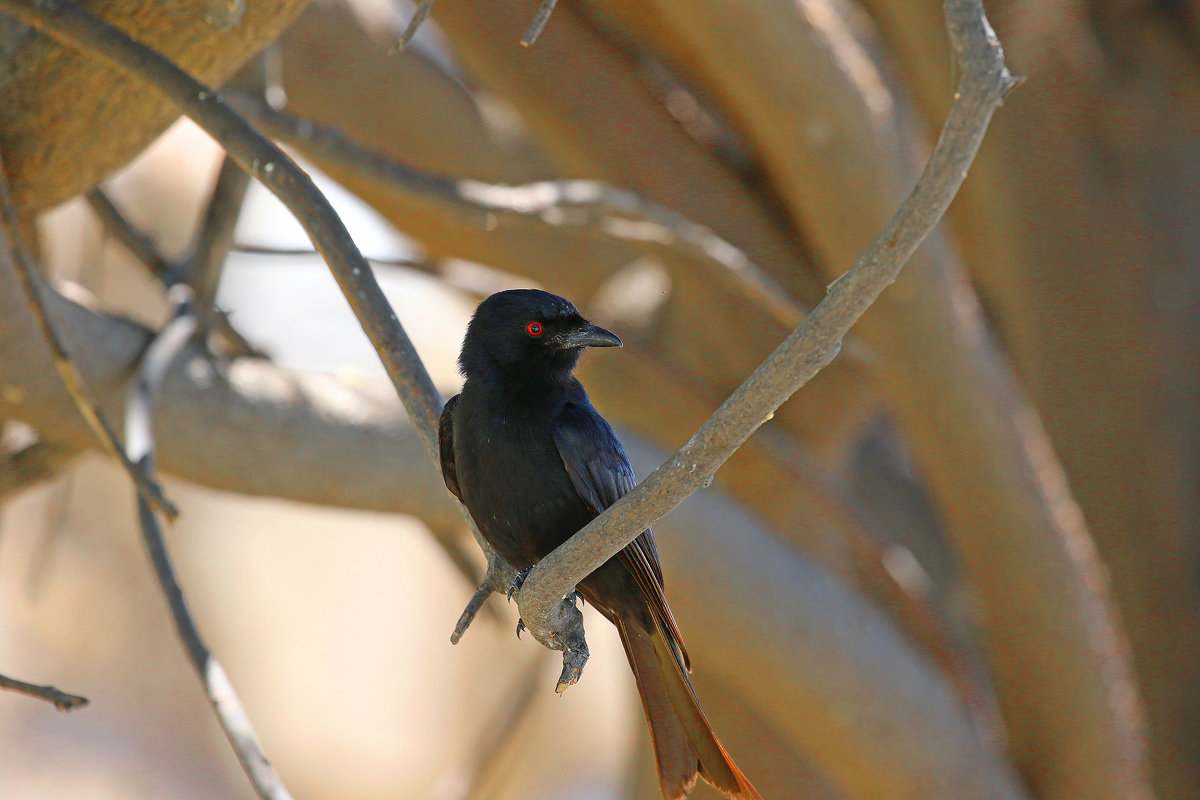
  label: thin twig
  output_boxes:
[222,94,805,330]
[231,242,428,269]
[520,0,559,47]
[87,187,264,359]
[85,189,173,277]
[0,0,509,648]
[126,283,295,800]
[0,672,88,710]
[451,546,516,644]
[0,0,444,454]
[512,0,1019,644]
[390,0,437,53]
[184,153,251,334]
[0,150,178,520]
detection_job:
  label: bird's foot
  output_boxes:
[506,568,530,602]
[549,593,589,694]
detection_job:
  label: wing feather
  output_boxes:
[438,395,463,503]
[554,402,690,671]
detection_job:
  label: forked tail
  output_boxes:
[617,619,762,800]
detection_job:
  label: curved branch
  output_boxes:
[0,242,1025,797]
[623,434,1027,800]
[622,0,1151,796]
[0,0,307,214]
[126,284,294,800]
[0,272,467,559]
[0,149,177,519]
[0,0,443,459]
[515,0,1016,641]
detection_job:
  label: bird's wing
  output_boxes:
[554,402,690,670]
[438,395,463,503]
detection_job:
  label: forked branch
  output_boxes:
[0,0,442,455]
[125,284,294,800]
[0,150,177,520]
[512,0,1019,644]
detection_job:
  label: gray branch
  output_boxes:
[0,259,1029,796]
[0,672,88,711]
[0,0,443,459]
[221,95,810,332]
[0,148,177,519]
[513,0,1018,643]
[520,0,559,46]
[126,283,295,800]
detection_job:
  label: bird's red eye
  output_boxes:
[526,321,544,337]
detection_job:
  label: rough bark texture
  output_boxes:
[0,0,309,212]
[864,1,1200,796]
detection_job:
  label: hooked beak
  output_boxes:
[559,321,622,349]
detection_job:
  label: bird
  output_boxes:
[439,288,761,800]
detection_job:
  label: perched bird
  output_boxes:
[439,289,760,800]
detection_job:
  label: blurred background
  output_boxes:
[1,1,1198,799]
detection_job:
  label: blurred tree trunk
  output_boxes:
[0,0,309,211]
[4,0,1198,798]
[864,2,1200,797]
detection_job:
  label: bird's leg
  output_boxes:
[506,568,531,602]
[508,567,532,637]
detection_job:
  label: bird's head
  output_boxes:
[459,289,622,384]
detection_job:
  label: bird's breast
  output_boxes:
[453,402,594,570]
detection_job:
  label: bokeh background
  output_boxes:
[1,1,1198,799]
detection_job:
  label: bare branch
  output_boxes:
[0,245,1031,795]
[0,271,457,522]
[631,0,1147,793]
[0,0,519,655]
[184,153,251,334]
[520,0,559,47]
[0,149,178,519]
[222,94,808,332]
[85,188,173,277]
[87,186,264,359]
[231,242,429,269]
[0,0,443,457]
[390,0,438,53]
[514,0,1017,643]
[451,546,515,644]
[0,672,88,711]
[126,283,295,800]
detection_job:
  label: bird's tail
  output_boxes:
[617,619,761,800]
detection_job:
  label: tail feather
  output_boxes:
[617,620,762,800]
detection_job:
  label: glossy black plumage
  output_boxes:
[440,289,759,800]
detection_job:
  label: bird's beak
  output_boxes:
[559,322,623,349]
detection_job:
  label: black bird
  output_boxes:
[439,289,760,800]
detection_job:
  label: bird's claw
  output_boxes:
[506,568,530,602]
[555,664,582,695]
[515,618,526,639]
